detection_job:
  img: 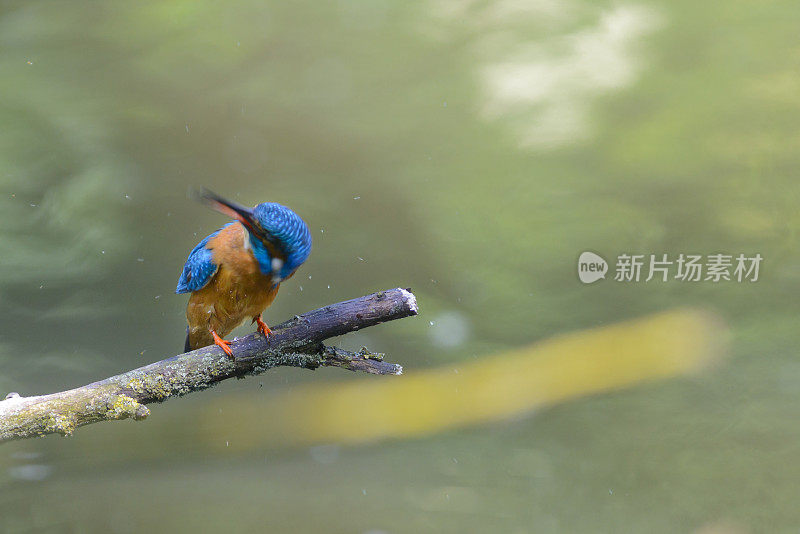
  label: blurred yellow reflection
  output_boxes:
[202,309,726,451]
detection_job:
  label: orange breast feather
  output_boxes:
[185,223,279,350]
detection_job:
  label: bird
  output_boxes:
[176,190,312,358]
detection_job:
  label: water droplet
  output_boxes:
[428,311,471,348]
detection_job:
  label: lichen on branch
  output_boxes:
[0,288,416,443]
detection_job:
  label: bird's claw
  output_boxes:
[254,315,272,338]
[210,329,234,359]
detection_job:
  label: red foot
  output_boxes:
[210,329,234,359]
[254,315,272,338]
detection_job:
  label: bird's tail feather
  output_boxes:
[184,326,191,353]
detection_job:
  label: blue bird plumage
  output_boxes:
[248,202,312,281]
[177,191,312,357]
[175,224,229,294]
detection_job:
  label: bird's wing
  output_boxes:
[175,224,231,294]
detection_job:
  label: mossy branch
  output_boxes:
[0,288,417,443]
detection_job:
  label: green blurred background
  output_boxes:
[1,0,799,532]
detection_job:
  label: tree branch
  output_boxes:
[0,288,417,443]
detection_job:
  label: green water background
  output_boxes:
[0,1,799,532]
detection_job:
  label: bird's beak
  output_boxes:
[197,189,288,280]
[197,189,259,233]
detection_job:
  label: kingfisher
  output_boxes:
[176,190,312,357]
